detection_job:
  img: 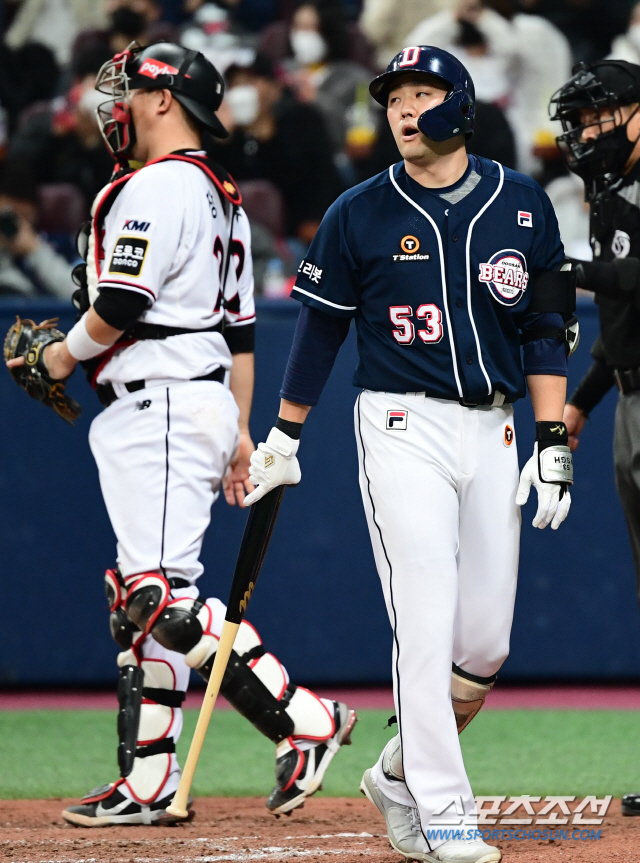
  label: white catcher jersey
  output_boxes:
[90,154,255,385]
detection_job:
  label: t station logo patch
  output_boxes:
[479,249,529,306]
[386,409,408,430]
[504,425,514,447]
[392,235,430,263]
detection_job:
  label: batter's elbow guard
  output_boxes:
[527,261,576,314]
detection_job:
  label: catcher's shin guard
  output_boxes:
[63,659,188,827]
[200,620,336,745]
[451,663,496,733]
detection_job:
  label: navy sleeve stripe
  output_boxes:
[291,285,357,311]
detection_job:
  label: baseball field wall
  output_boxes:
[2,297,639,684]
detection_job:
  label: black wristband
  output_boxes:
[535,420,568,450]
[275,417,303,440]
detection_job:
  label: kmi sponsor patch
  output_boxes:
[109,236,149,278]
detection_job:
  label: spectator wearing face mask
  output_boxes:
[282,0,372,153]
[0,161,74,298]
[8,44,115,206]
[609,2,640,64]
[212,54,343,246]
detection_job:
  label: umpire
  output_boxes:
[551,60,640,816]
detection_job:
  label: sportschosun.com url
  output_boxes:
[427,828,602,842]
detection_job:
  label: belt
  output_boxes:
[96,366,225,408]
[459,390,510,408]
[614,367,640,395]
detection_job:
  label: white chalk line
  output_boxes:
[12,848,391,863]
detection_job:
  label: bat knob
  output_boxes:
[165,803,189,820]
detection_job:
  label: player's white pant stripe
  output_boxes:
[388,166,463,399]
[465,162,505,395]
[355,393,433,852]
[159,388,170,573]
[291,285,357,312]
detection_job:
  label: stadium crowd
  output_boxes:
[0,0,636,297]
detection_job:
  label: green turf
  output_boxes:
[2,708,640,799]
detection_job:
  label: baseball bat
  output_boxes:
[166,486,285,820]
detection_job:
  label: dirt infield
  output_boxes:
[1,797,639,863]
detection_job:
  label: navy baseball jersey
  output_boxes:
[291,155,565,402]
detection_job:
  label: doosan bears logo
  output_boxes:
[478,249,529,306]
[139,59,180,79]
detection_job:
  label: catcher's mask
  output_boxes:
[95,41,228,161]
[550,60,640,202]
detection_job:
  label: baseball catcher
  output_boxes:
[5,41,356,826]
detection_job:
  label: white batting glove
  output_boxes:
[243,427,301,506]
[515,423,573,530]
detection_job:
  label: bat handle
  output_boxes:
[165,621,240,819]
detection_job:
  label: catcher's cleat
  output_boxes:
[62,784,194,827]
[622,793,640,815]
[360,769,501,863]
[266,701,357,816]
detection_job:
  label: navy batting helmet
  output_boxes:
[369,46,475,141]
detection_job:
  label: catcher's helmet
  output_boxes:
[550,60,640,201]
[95,41,228,160]
[369,46,475,141]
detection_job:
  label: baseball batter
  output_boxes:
[245,47,576,863]
[7,42,355,826]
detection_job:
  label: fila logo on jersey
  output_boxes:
[386,410,408,430]
[109,236,149,277]
[504,425,514,447]
[392,235,430,262]
[518,211,532,228]
[123,219,151,232]
[479,249,529,306]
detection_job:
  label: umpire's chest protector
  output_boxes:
[293,157,564,400]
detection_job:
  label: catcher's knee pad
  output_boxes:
[201,621,335,745]
[451,663,496,734]
[105,568,140,650]
[124,573,216,663]
[116,659,186,803]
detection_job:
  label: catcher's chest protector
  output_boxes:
[84,152,242,305]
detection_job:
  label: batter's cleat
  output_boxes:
[360,770,501,863]
[360,768,431,861]
[266,701,357,816]
[622,793,640,815]
[62,784,194,827]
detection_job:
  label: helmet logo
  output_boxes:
[398,47,421,67]
[139,59,179,79]
[612,229,630,258]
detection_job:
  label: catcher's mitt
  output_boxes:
[4,317,81,424]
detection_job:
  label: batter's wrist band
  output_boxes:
[275,417,303,440]
[65,314,110,361]
[535,421,568,450]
